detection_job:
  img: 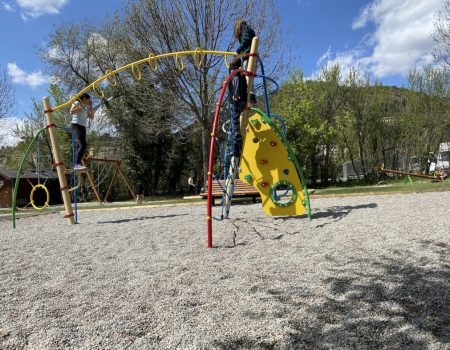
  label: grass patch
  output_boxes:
[0,196,204,215]
[3,179,449,216]
[313,178,450,196]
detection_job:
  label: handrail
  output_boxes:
[53,49,246,112]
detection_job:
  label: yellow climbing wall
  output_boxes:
[239,113,306,217]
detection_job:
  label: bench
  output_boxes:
[201,179,260,205]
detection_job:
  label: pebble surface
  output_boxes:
[0,192,449,349]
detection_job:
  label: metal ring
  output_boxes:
[92,83,105,99]
[105,70,117,86]
[148,53,158,72]
[224,54,231,69]
[131,63,142,80]
[30,184,50,211]
[175,53,185,71]
[193,47,204,67]
[221,120,230,133]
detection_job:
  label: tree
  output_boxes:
[12,85,77,170]
[40,0,283,190]
[404,66,450,160]
[272,65,347,186]
[0,67,15,145]
[433,0,450,71]
[0,67,14,120]
[123,0,282,186]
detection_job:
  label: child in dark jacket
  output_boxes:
[228,57,248,158]
[233,19,256,104]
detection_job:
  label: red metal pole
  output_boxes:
[207,69,242,248]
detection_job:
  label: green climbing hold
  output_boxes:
[244,174,252,183]
[251,119,260,127]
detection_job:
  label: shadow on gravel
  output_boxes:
[213,241,449,349]
[97,213,188,224]
[217,204,377,248]
[312,203,377,228]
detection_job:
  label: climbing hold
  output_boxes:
[261,182,269,188]
[244,174,252,183]
[252,137,259,143]
[251,119,260,127]
[283,169,289,175]
[270,141,277,147]
[260,159,268,165]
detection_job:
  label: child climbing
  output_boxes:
[233,18,256,105]
[69,93,94,170]
[228,57,248,158]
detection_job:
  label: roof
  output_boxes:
[439,143,450,152]
[0,168,58,180]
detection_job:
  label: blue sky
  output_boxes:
[0,0,444,144]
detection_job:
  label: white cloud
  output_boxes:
[316,45,332,67]
[2,2,14,11]
[316,0,443,79]
[0,117,22,147]
[7,63,49,89]
[15,0,68,19]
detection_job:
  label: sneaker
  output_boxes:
[74,164,86,171]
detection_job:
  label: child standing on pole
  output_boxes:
[228,57,248,158]
[233,18,256,105]
[69,93,94,170]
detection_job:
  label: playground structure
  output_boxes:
[11,40,312,246]
[11,120,79,227]
[206,37,311,248]
[377,166,439,183]
[81,157,136,202]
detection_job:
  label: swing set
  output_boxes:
[81,157,136,202]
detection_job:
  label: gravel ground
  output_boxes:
[0,192,449,349]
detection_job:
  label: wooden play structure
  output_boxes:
[63,157,136,204]
[82,157,136,202]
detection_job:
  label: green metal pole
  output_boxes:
[12,127,46,229]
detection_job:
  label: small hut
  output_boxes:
[0,168,60,208]
[342,159,366,181]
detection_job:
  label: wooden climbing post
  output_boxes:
[43,97,75,225]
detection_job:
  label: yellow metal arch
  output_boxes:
[53,49,246,112]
